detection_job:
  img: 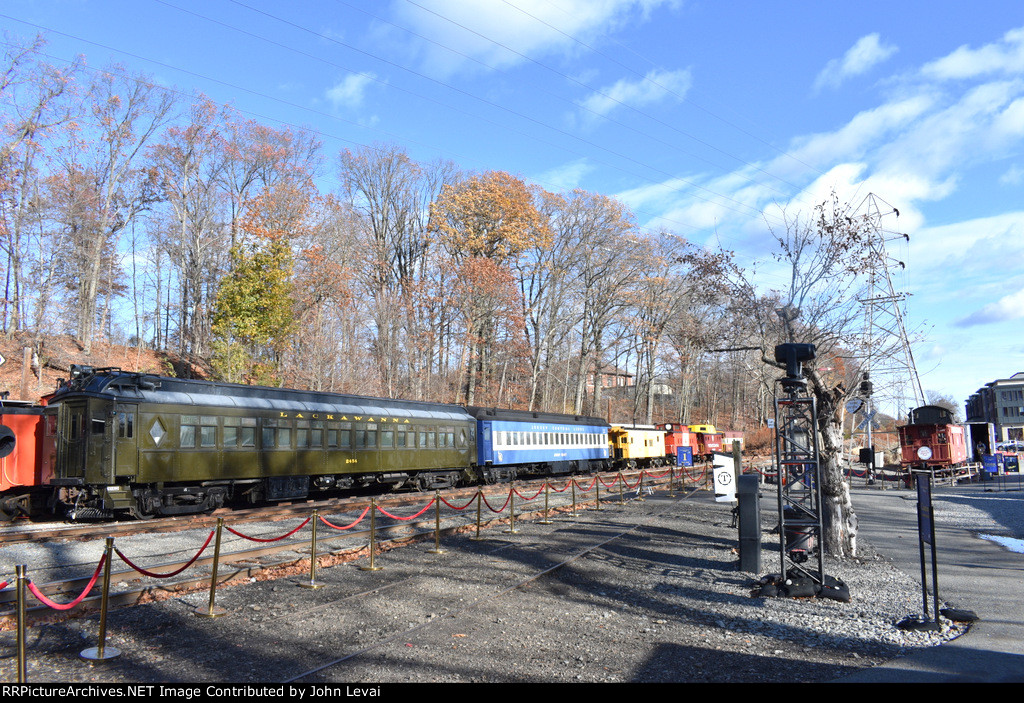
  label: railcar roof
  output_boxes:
[51,371,475,422]
[466,406,609,427]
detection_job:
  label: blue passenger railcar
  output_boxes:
[467,407,611,481]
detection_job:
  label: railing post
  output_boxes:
[81,538,121,661]
[504,484,518,534]
[195,518,227,617]
[538,482,553,525]
[360,499,383,571]
[427,492,446,554]
[300,510,325,589]
[16,565,26,682]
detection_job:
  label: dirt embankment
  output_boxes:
[0,333,209,401]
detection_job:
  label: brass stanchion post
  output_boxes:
[427,492,445,554]
[667,465,676,496]
[539,482,553,525]
[300,510,325,589]
[81,538,121,661]
[595,475,601,511]
[360,499,383,571]
[617,472,626,504]
[471,491,484,540]
[568,478,579,517]
[16,565,26,683]
[504,484,518,534]
[195,518,227,617]
[636,471,646,502]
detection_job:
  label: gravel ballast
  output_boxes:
[0,483,978,684]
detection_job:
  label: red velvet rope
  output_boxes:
[481,491,511,512]
[574,476,597,491]
[512,485,544,501]
[646,469,671,479]
[226,516,311,542]
[319,505,371,530]
[115,530,215,578]
[548,480,570,493]
[0,581,7,590]
[598,474,619,489]
[439,493,478,511]
[682,466,706,481]
[27,554,106,611]
[619,473,642,490]
[376,498,434,521]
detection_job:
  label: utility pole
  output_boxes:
[856,194,926,433]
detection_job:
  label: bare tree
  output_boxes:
[731,193,873,558]
[0,34,80,336]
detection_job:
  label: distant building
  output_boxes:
[966,372,1024,442]
[586,365,634,393]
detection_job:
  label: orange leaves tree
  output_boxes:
[429,171,551,406]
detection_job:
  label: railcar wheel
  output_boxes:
[130,490,160,520]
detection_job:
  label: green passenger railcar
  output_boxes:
[46,367,477,519]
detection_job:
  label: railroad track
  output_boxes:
[0,468,709,619]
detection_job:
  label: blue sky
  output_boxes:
[4,0,1024,412]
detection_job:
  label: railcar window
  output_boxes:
[200,425,217,448]
[181,425,197,448]
[92,417,105,435]
[241,427,255,447]
[396,431,406,448]
[117,412,134,438]
[382,430,394,448]
[225,426,238,447]
[297,429,309,448]
[262,427,276,448]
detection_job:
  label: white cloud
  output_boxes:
[533,159,595,191]
[325,73,377,109]
[390,0,678,75]
[955,288,1024,327]
[780,95,933,174]
[922,26,1024,81]
[577,67,692,121]
[1000,164,1024,186]
[814,33,898,90]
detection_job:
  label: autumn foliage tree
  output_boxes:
[429,171,551,405]
[210,184,317,385]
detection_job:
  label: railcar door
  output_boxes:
[56,399,114,484]
[55,400,88,482]
[113,404,138,477]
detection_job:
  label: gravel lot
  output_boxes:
[0,479,983,684]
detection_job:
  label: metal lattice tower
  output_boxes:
[856,194,926,426]
[774,382,825,582]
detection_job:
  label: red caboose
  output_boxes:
[689,424,724,461]
[898,405,968,470]
[656,423,693,463]
[0,401,49,519]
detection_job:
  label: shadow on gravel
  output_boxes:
[632,642,861,683]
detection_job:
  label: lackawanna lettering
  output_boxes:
[277,412,409,423]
